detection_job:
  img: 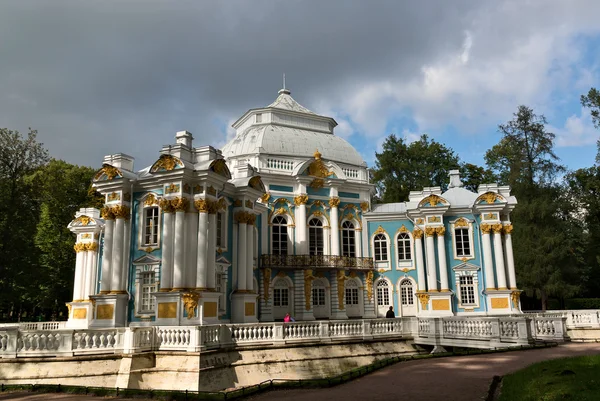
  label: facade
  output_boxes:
[66,88,521,329]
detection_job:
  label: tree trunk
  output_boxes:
[540,289,548,312]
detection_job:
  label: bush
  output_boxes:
[565,298,600,309]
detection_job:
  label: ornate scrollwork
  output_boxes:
[159,198,175,213]
[194,199,208,213]
[329,197,341,208]
[262,268,271,302]
[76,216,92,226]
[210,159,232,179]
[217,198,227,211]
[491,223,503,234]
[73,243,86,253]
[307,149,335,178]
[245,200,254,209]
[510,290,521,308]
[416,293,430,309]
[235,211,256,225]
[85,243,98,252]
[261,192,271,203]
[94,164,122,181]
[413,228,424,239]
[454,218,469,227]
[100,206,115,220]
[366,270,374,301]
[144,193,158,206]
[113,205,130,219]
[294,195,308,206]
[503,224,513,235]
[398,225,409,233]
[425,227,436,237]
[360,202,369,212]
[435,226,446,236]
[309,178,324,189]
[337,271,349,310]
[480,223,492,234]
[304,270,316,311]
[206,199,219,214]
[183,183,191,194]
[165,183,180,195]
[107,192,120,202]
[374,225,386,235]
[171,197,190,212]
[418,194,447,208]
[182,292,200,320]
[151,154,183,172]
[477,192,500,204]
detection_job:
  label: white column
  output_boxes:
[161,212,174,291]
[425,228,438,291]
[83,250,94,299]
[186,212,198,289]
[481,224,496,290]
[504,225,517,289]
[88,246,99,297]
[196,211,208,289]
[323,226,331,255]
[100,219,114,293]
[79,251,88,299]
[172,210,186,290]
[120,216,131,295]
[111,216,125,292]
[73,246,85,301]
[295,196,307,254]
[330,199,340,256]
[261,211,268,254]
[207,211,217,289]
[237,219,247,291]
[246,223,254,291]
[414,231,426,292]
[492,225,508,290]
[436,228,449,291]
[355,229,362,257]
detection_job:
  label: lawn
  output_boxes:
[499,354,600,401]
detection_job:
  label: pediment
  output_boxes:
[132,254,161,265]
[452,262,480,272]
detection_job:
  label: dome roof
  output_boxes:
[222,89,365,167]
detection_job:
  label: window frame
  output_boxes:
[308,217,324,256]
[133,261,160,318]
[376,279,391,306]
[371,229,391,270]
[215,197,230,251]
[271,215,289,256]
[399,278,415,306]
[138,193,162,251]
[341,220,356,257]
[453,264,481,310]
[394,229,414,270]
[451,218,475,261]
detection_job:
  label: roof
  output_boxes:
[267,89,316,114]
[371,203,407,214]
[440,187,479,208]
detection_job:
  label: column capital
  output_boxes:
[413,228,424,239]
[100,206,115,220]
[113,205,130,219]
[491,223,503,234]
[481,223,492,234]
[194,198,208,213]
[503,224,513,235]
[360,201,369,212]
[294,194,308,206]
[329,197,341,208]
[159,198,175,213]
[435,226,446,236]
[235,211,256,225]
[425,227,436,237]
[74,242,87,253]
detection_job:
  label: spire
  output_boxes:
[279,73,291,95]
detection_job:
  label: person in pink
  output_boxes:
[283,313,291,322]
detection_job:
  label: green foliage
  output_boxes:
[459,163,497,192]
[500,355,600,401]
[581,87,600,130]
[372,134,460,202]
[563,298,600,310]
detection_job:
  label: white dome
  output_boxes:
[222,89,365,167]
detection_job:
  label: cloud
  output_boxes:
[553,108,599,147]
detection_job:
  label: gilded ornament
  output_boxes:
[100,206,115,220]
[165,183,180,195]
[66,303,72,316]
[113,205,131,219]
[210,159,230,178]
[454,218,469,227]
[276,271,286,278]
[144,247,154,253]
[419,194,446,208]
[77,216,91,226]
[374,225,386,235]
[294,195,309,206]
[491,223,503,234]
[329,197,341,208]
[123,192,131,202]
[510,290,522,308]
[207,186,217,196]
[262,268,271,302]
[206,200,219,214]
[435,226,446,236]
[245,200,254,209]
[360,202,369,212]
[304,270,316,311]
[484,212,497,220]
[151,154,182,172]
[182,292,200,319]
[309,178,325,189]
[307,149,335,178]
[218,198,227,211]
[503,224,513,235]
[401,268,410,273]
[478,192,499,204]
[73,243,86,253]
[260,193,271,203]
[425,227,436,237]
[248,176,264,191]
[84,242,98,252]
[416,218,424,225]
[313,210,323,217]
[94,164,122,181]
[398,225,409,233]
[480,223,492,234]
[183,183,191,194]
[365,270,374,301]
[144,194,158,206]
[461,257,468,262]
[274,207,287,216]
[234,199,243,207]
[416,293,430,309]
[159,198,175,213]
[413,228,424,239]
[81,233,91,239]
[428,216,441,223]
[349,271,357,278]
[194,184,203,194]
[312,200,325,208]
[194,199,208,213]
[336,271,349,310]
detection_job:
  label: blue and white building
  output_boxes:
[66,88,521,328]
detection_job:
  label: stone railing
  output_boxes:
[260,254,374,270]
[524,310,600,329]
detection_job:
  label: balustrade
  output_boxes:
[261,254,374,270]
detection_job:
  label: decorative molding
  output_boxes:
[435,226,446,236]
[425,227,436,237]
[165,183,180,194]
[262,268,271,302]
[150,154,183,172]
[336,271,349,310]
[418,194,447,208]
[329,197,341,208]
[491,223,503,234]
[304,270,316,311]
[480,223,492,234]
[477,192,501,204]
[93,164,122,181]
[294,195,309,206]
[182,292,200,320]
[503,224,513,235]
[365,271,374,302]
[454,218,469,227]
[360,202,369,212]
[261,192,271,203]
[416,293,430,309]
[413,228,424,239]
[144,193,158,206]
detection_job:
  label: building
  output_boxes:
[66,88,521,329]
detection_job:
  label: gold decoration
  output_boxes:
[207,186,217,196]
[144,247,154,253]
[206,199,219,214]
[304,270,316,310]
[484,212,497,220]
[435,226,446,236]
[66,303,72,316]
[183,183,191,194]
[432,299,450,310]
[73,243,86,253]
[107,192,120,202]
[73,308,87,319]
[261,193,271,203]
[113,205,130,219]
[425,227,436,237]
[416,293,430,309]
[401,268,410,273]
[480,223,492,234]
[478,192,499,204]
[144,194,158,206]
[398,225,409,233]
[182,292,200,319]
[248,176,265,192]
[210,159,231,178]
[274,207,287,216]
[491,298,509,309]
[374,225,386,235]
[123,192,131,202]
[194,184,203,194]
[235,211,256,225]
[262,268,271,302]
[294,195,309,206]
[159,198,175,213]
[360,202,369,212]
[329,197,341,208]
[151,154,182,172]
[307,149,334,178]
[416,218,424,225]
[428,216,441,223]
[157,302,177,318]
[461,257,468,262]
[84,243,98,252]
[77,216,91,226]
[503,224,513,235]
[165,183,180,194]
[365,271,374,301]
[418,194,446,208]
[454,218,469,227]
[195,199,208,213]
[245,302,255,316]
[217,198,227,210]
[245,200,254,209]
[171,197,190,212]
[204,302,218,318]
[491,223,503,234]
[510,290,522,308]
[337,271,349,310]
[100,206,115,220]
[276,271,286,278]
[309,178,325,189]
[413,228,424,239]
[94,164,122,181]
[81,233,91,239]
[96,304,114,319]
[349,271,357,278]
[233,199,242,207]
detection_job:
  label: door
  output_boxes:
[345,280,361,317]
[312,279,330,319]
[399,279,417,316]
[273,279,292,320]
[376,280,391,317]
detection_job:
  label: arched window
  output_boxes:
[272,216,288,255]
[374,234,388,261]
[345,280,359,305]
[376,280,390,306]
[341,221,356,257]
[400,279,414,306]
[309,218,324,256]
[397,233,411,261]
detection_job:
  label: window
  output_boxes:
[374,234,388,261]
[143,206,159,246]
[274,288,289,307]
[400,279,414,306]
[216,212,223,248]
[309,218,324,256]
[377,280,390,305]
[256,113,262,123]
[459,276,476,306]
[455,228,471,257]
[272,216,288,255]
[342,221,356,257]
[312,287,325,306]
[216,272,226,314]
[345,281,359,305]
[139,271,157,313]
[397,233,411,261]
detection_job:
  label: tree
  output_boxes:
[459,163,497,192]
[372,134,460,202]
[0,128,49,319]
[485,106,585,310]
[581,88,600,130]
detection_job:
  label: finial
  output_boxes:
[278,73,291,95]
[314,149,322,160]
[283,73,286,90]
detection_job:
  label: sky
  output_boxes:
[1,0,599,173]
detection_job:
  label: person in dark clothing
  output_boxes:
[386,306,395,318]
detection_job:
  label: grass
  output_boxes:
[499,354,600,401]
